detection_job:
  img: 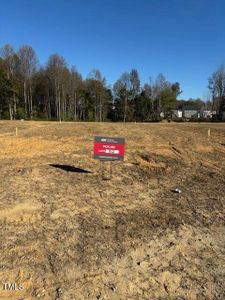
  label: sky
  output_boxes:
[1,0,225,100]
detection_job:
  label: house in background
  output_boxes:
[172,109,182,118]
[200,110,216,119]
[172,102,216,120]
[182,105,199,119]
[201,110,211,118]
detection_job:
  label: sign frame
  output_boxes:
[93,136,125,161]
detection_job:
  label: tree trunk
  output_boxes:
[30,80,33,119]
[99,92,102,122]
[55,82,58,121]
[24,80,27,117]
[58,91,61,122]
[124,94,127,123]
[95,91,97,122]
[13,92,16,119]
[48,91,51,120]
[74,91,77,121]
[61,89,65,121]
[9,102,13,120]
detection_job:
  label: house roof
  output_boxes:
[182,105,199,111]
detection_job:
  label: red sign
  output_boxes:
[94,136,125,161]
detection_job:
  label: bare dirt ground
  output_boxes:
[0,121,224,300]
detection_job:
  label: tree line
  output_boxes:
[0,43,223,122]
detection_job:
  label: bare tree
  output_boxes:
[130,69,140,96]
[0,44,19,119]
[18,45,38,118]
[113,72,132,122]
[88,69,107,121]
[208,64,225,115]
[46,54,67,121]
[70,66,82,121]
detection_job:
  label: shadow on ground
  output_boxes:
[49,164,92,173]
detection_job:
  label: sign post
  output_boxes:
[93,136,125,179]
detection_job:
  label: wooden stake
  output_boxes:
[101,161,104,179]
[100,161,113,180]
[208,128,211,138]
[16,127,18,136]
[110,161,113,179]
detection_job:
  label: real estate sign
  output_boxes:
[93,136,125,161]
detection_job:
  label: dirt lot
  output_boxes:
[0,121,224,300]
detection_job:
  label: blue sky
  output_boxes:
[1,0,225,99]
